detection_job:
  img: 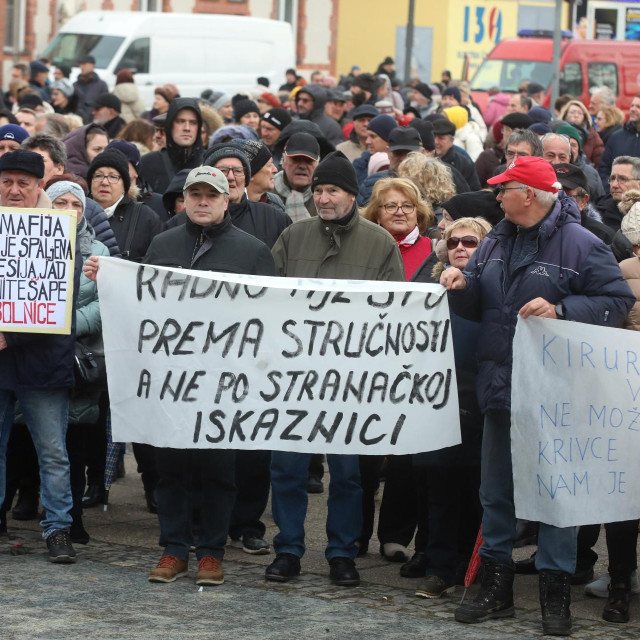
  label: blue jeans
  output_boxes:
[480,410,577,574]
[271,452,362,561]
[0,389,72,538]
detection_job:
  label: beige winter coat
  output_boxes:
[112,83,146,123]
[621,256,640,330]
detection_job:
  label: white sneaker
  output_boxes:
[584,569,640,598]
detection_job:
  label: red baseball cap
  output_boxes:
[487,156,562,193]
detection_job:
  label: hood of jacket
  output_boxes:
[165,97,204,169]
[63,123,105,178]
[297,84,328,120]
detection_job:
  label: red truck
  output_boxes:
[469,34,640,115]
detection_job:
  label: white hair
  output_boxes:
[531,187,558,208]
[589,86,616,106]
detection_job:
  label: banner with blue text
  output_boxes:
[97,258,461,454]
[512,316,640,527]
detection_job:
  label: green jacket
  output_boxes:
[271,207,405,281]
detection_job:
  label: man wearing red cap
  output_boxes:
[441,156,634,636]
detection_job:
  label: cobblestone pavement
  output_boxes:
[1,453,639,639]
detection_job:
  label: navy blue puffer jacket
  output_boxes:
[448,193,635,412]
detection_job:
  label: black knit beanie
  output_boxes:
[233,99,260,122]
[311,150,358,195]
[232,139,272,176]
[87,148,131,195]
[203,143,252,186]
[440,190,503,227]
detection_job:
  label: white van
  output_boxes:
[41,11,295,107]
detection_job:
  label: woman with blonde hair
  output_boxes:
[558,99,604,166]
[359,177,436,564]
[397,152,457,210]
[595,104,625,146]
[362,177,436,279]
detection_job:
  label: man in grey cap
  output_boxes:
[272,132,320,221]
[84,165,275,586]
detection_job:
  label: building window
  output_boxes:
[5,0,26,53]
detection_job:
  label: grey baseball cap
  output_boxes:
[183,166,229,194]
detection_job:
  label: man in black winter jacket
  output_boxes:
[73,55,109,124]
[85,166,274,586]
[295,84,344,147]
[139,98,204,195]
[0,150,81,563]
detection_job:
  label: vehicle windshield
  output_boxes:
[41,33,125,69]
[470,59,551,92]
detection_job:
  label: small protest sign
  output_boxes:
[0,207,76,334]
[97,258,461,455]
[512,316,640,527]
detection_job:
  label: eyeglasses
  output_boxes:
[383,202,416,214]
[446,235,480,250]
[92,173,122,184]
[496,185,528,194]
[216,166,245,176]
[505,150,530,160]
[609,174,635,184]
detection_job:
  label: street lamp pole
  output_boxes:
[550,0,563,112]
[404,0,416,83]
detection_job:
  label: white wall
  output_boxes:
[303,0,330,66]
[249,0,272,19]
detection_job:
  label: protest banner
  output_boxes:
[97,257,461,455]
[0,207,76,334]
[512,316,640,528]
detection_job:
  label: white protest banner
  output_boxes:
[0,207,76,334]
[97,257,461,455]
[511,316,640,528]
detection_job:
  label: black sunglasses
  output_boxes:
[446,235,480,250]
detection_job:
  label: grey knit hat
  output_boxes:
[203,143,251,186]
[46,180,86,213]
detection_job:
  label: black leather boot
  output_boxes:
[455,559,515,623]
[603,571,631,623]
[539,570,572,636]
[82,484,105,509]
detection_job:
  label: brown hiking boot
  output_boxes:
[149,554,188,583]
[196,556,224,586]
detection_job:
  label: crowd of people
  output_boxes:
[1,53,639,636]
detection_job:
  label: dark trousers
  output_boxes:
[423,464,481,583]
[156,448,236,562]
[378,455,419,547]
[3,424,40,513]
[577,521,639,575]
[358,455,382,546]
[229,449,270,539]
[66,424,87,523]
[132,443,158,494]
[84,396,109,486]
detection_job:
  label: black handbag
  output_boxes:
[74,333,107,392]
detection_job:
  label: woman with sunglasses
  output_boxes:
[409,215,494,597]
[358,178,436,562]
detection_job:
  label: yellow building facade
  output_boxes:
[335,0,559,82]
